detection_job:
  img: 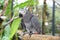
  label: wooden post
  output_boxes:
[42,0,47,34]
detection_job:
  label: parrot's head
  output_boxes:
[19,7,29,18]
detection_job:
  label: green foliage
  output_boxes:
[29,0,38,6]
[9,18,21,39]
[4,0,37,18]
[4,0,12,16]
[14,0,37,9]
[2,25,10,40]
[2,18,21,40]
[14,1,28,9]
[0,4,3,9]
[0,0,4,9]
[28,0,35,6]
[55,26,60,33]
[0,0,4,4]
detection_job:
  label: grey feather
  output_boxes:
[31,16,42,34]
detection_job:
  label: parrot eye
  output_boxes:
[19,13,23,17]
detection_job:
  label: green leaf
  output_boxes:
[2,25,10,40]
[14,1,28,9]
[2,36,9,40]
[9,18,21,39]
[4,25,10,36]
[14,0,36,9]
[4,0,12,16]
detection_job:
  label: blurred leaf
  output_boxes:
[28,0,36,6]
[4,0,12,16]
[0,4,3,9]
[0,0,4,9]
[0,0,4,4]
[2,24,10,40]
[14,1,28,9]
[2,18,21,40]
[9,18,21,39]
[4,25,10,36]
[2,36,9,40]
[14,0,36,9]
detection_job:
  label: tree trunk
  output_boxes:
[42,0,47,34]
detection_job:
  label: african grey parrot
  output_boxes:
[19,7,42,36]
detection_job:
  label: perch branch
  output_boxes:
[4,16,19,28]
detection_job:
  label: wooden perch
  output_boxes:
[22,34,60,40]
[17,30,60,40]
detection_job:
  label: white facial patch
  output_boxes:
[19,7,29,16]
[19,9,26,16]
